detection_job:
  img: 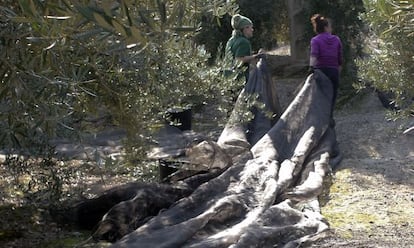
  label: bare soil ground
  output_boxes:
[313,90,414,248]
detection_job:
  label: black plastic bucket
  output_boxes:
[165,107,192,131]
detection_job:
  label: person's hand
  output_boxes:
[254,53,266,59]
[307,66,314,75]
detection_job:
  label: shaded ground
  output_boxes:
[0,73,413,247]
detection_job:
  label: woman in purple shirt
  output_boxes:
[310,14,343,115]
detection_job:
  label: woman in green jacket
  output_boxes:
[225,14,264,83]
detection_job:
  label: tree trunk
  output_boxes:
[287,0,310,62]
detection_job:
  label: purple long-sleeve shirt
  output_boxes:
[310,32,342,69]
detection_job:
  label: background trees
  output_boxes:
[194,0,289,63]
[237,0,289,50]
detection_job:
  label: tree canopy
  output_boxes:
[0,0,240,155]
[357,0,414,115]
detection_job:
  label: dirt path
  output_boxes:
[313,91,414,247]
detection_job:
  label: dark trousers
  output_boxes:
[318,67,339,117]
[318,67,341,160]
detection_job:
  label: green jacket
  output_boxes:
[225,35,252,70]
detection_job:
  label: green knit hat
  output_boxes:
[231,14,253,30]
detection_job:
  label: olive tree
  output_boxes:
[0,0,238,156]
[357,0,414,115]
